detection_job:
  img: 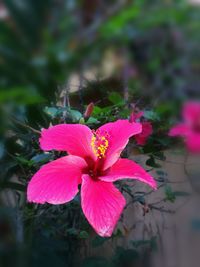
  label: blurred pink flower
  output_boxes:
[130,111,153,145]
[27,120,156,237]
[169,101,200,153]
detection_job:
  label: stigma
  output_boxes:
[91,130,109,159]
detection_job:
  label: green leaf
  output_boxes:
[164,185,176,203]
[164,187,190,202]
[44,106,82,122]
[67,228,78,236]
[69,109,82,122]
[44,107,59,118]
[146,156,161,168]
[86,117,100,125]
[31,153,51,165]
[16,156,33,167]
[92,106,102,116]
[108,92,124,105]
[79,230,89,239]
[143,111,160,121]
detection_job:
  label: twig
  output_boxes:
[11,117,41,134]
[149,205,175,214]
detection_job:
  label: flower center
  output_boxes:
[88,169,98,180]
[91,130,109,159]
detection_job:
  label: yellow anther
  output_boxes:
[91,132,109,158]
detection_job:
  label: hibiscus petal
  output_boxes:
[98,120,142,170]
[81,175,126,237]
[135,122,153,145]
[99,158,157,189]
[169,123,190,137]
[186,133,200,153]
[142,122,153,136]
[40,124,96,161]
[27,155,87,204]
[183,101,200,124]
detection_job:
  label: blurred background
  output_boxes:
[0,0,200,266]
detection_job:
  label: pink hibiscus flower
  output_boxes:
[27,120,156,237]
[169,101,200,153]
[130,111,153,145]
